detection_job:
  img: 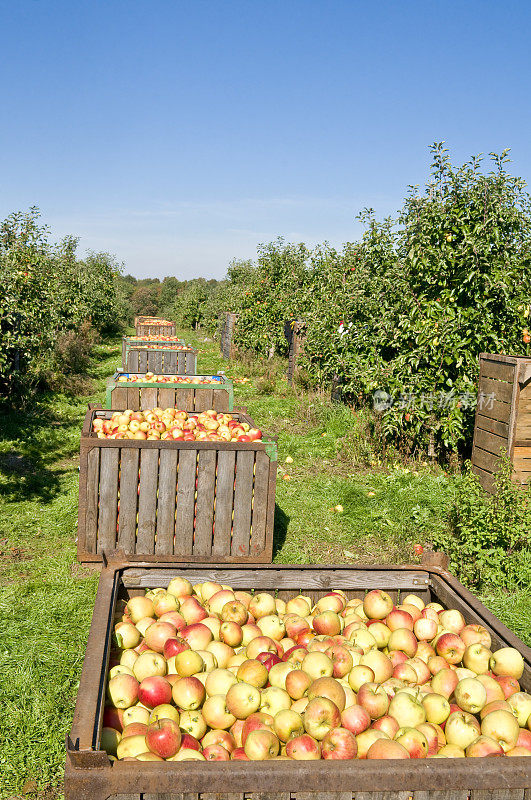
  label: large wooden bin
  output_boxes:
[65,559,531,800]
[77,407,277,565]
[123,342,198,375]
[121,336,185,366]
[134,316,177,337]
[471,353,531,492]
[105,372,234,412]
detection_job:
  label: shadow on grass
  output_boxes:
[273,504,290,558]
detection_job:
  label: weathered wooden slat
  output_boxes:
[471,446,501,473]
[127,388,140,410]
[479,376,515,404]
[231,451,255,556]
[175,450,197,555]
[213,387,229,412]
[84,448,100,553]
[117,448,140,554]
[475,395,511,423]
[413,793,470,800]
[185,351,196,374]
[155,449,178,555]
[178,352,184,374]
[97,448,119,554]
[138,350,148,373]
[250,451,270,557]
[141,387,158,410]
[475,413,510,439]
[470,791,525,800]
[128,350,139,372]
[136,449,159,554]
[479,359,516,383]
[158,387,174,410]
[195,386,213,411]
[471,464,496,493]
[212,450,236,557]
[181,387,194,410]
[194,450,216,557]
[111,387,128,409]
[473,426,509,456]
[154,350,163,375]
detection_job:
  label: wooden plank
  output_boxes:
[84,448,100,553]
[175,450,197,556]
[177,352,184,375]
[138,350,148,373]
[413,794,469,800]
[194,386,213,411]
[478,375,514,405]
[231,451,255,556]
[193,450,216,557]
[128,350,139,372]
[141,387,157,410]
[97,447,119,554]
[127,388,140,410]
[471,464,496,493]
[472,446,501,474]
[212,450,236,557]
[155,449,178,556]
[213,387,229,412]
[473,427,509,456]
[475,395,511,423]
[136,448,159,554]
[153,350,163,375]
[250,451,270,558]
[158,387,174,410]
[180,387,194,410]
[470,791,525,800]
[110,386,128,409]
[479,358,516,383]
[117,448,139,554]
[475,413,510,439]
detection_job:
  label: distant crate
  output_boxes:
[106,372,233,411]
[121,336,185,365]
[134,316,176,336]
[122,339,198,375]
[471,353,531,492]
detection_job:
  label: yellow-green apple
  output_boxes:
[357,682,390,719]
[206,590,236,616]
[152,593,179,618]
[366,738,408,759]
[167,747,205,761]
[325,643,354,677]
[465,734,504,757]
[121,722,147,738]
[123,705,150,726]
[116,734,147,759]
[221,600,248,625]
[120,649,139,670]
[101,727,121,756]
[127,596,155,624]
[388,691,426,728]
[301,652,334,680]
[463,643,492,674]
[394,726,429,758]
[220,621,243,648]
[268,661,294,689]
[171,676,205,710]
[341,703,371,735]
[415,642,436,663]
[249,592,277,620]
[115,622,142,650]
[180,623,213,650]
[206,641,233,669]
[437,744,465,757]
[107,674,139,709]
[438,609,465,634]
[225,682,261,719]
[163,637,190,660]
[246,636,277,660]
[321,726,357,759]
[366,621,391,648]
[180,597,208,624]
[202,617,221,639]
[381,678,407,699]
[170,649,203,677]
[260,686,291,717]
[461,624,491,648]
[307,676,346,711]
[148,704,179,724]
[428,656,449,675]
[197,581,223,602]
[435,633,466,665]
[257,614,286,641]
[179,710,207,739]
[244,729,279,760]
[454,678,487,714]
[273,709,304,742]
[431,668,458,699]
[227,653,247,672]
[416,722,440,755]
[489,648,525,680]
[138,676,172,709]
[236,659,268,688]
[201,695,236,729]
[285,733,321,759]
[392,663,417,685]
[479,699,512,720]
[286,596,312,616]
[241,711,275,745]
[110,665,135,680]
[508,692,531,727]
[303,697,342,739]
[413,617,438,642]
[506,746,531,756]
[403,594,425,611]
[202,744,231,760]
[386,609,414,632]
[387,629,418,658]
[363,590,394,620]
[349,665,375,691]
[399,603,422,623]
[406,657,431,685]
[421,693,450,725]
[480,709,520,751]
[315,593,345,614]
[205,668,237,697]
[167,576,193,599]
[144,622,177,654]
[371,714,400,739]
[146,718,181,758]
[312,611,342,636]
[348,628,378,653]
[360,650,393,683]
[444,711,481,748]
[355,729,389,758]
[494,675,520,699]
[421,607,440,623]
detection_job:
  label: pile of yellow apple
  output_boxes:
[117,373,223,385]
[92,409,262,442]
[102,583,531,762]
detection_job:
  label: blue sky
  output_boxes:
[1,0,530,278]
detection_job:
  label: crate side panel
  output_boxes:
[231,451,256,556]
[212,449,236,557]
[84,447,101,553]
[136,449,159,554]
[156,449,178,555]
[97,448,119,553]
[250,450,270,558]
[194,450,217,557]
[175,449,197,555]
[117,448,140,553]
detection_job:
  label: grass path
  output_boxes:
[0,329,528,798]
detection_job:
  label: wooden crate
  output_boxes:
[123,342,198,375]
[77,406,277,565]
[220,312,238,359]
[65,559,531,800]
[121,336,185,365]
[471,353,531,492]
[105,372,234,412]
[134,316,177,337]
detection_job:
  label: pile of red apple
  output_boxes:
[92,409,263,442]
[103,583,531,762]
[117,373,222,385]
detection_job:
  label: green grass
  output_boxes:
[0,328,528,798]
